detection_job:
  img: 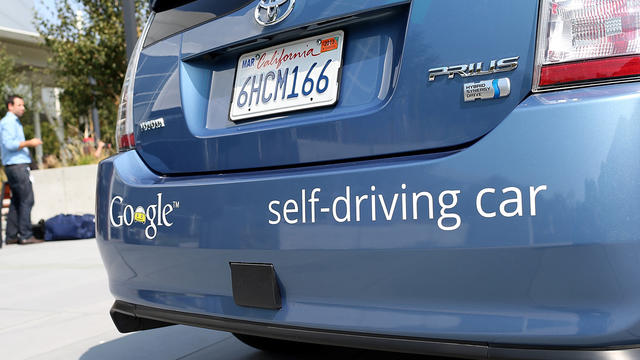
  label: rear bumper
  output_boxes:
[97,83,640,350]
[110,300,640,360]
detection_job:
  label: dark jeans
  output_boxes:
[5,164,34,240]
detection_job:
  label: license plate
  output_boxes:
[230,30,344,121]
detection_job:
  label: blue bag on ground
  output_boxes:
[44,214,95,240]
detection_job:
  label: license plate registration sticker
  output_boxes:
[230,30,344,121]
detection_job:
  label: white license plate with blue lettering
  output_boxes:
[230,30,344,121]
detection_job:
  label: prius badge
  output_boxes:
[255,0,295,26]
[429,56,518,103]
[428,56,519,81]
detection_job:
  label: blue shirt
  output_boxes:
[0,112,31,166]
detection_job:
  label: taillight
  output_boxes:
[115,13,154,152]
[533,0,640,91]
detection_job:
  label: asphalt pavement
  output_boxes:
[0,239,455,360]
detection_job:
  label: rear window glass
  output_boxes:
[145,0,254,47]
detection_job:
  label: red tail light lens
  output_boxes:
[118,133,135,149]
[534,0,640,90]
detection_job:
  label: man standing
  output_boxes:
[1,95,43,245]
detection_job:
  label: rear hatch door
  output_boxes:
[133,0,539,174]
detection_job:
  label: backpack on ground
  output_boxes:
[44,214,95,241]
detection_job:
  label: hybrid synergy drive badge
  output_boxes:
[463,78,511,102]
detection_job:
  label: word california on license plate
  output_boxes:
[230,30,344,121]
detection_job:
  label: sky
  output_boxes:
[33,0,65,27]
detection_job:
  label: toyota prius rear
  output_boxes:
[97,1,640,358]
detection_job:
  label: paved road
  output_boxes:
[0,240,455,360]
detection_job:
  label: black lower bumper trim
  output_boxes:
[110,300,640,360]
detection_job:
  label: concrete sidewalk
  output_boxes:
[0,240,247,360]
[0,240,452,360]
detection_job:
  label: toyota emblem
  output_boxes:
[255,0,295,26]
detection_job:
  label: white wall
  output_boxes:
[30,164,97,221]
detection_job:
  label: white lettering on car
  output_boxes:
[267,184,548,231]
[109,193,177,240]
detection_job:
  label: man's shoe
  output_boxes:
[5,237,18,245]
[18,237,44,245]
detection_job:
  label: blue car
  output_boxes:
[97,0,640,358]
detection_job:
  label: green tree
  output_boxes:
[0,45,19,109]
[35,0,149,147]
[0,50,61,165]
[23,115,61,161]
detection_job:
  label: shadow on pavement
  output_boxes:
[239,344,459,360]
[79,325,457,360]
